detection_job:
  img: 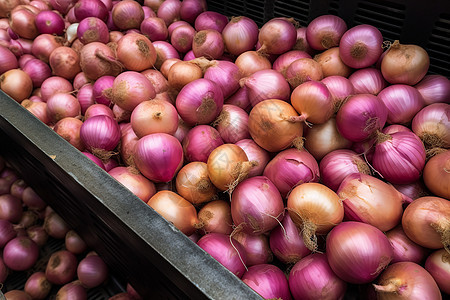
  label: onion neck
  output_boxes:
[373,281,402,294]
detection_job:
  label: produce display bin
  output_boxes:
[1,0,449,299]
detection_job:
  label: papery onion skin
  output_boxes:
[221,16,259,56]
[326,221,394,284]
[147,191,198,235]
[248,99,304,153]
[423,150,450,200]
[285,57,324,89]
[79,42,122,81]
[182,125,224,163]
[373,262,442,300]
[289,253,347,300]
[108,167,156,202]
[287,182,344,251]
[175,162,217,205]
[337,173,404,232]
[242,264,291,300]
[386,225,429,264]
[415,74,450,105]
[197,200,233,235]
[411,103,450,149]
[233,232,272,266]
[197,232,247,278]
[116,33,157,71]
[231,176,285,235]
[425,249,450,294]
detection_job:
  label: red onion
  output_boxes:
[108,166,156,202]
[77,83,95,114]
[182,125,224,163]
[235,50,272,78]
[241,69,291,107]
[336,93,388,142]
[74,0,108,22]
[0,194,23,223]
[79,42,122,80]
[141,69,169,94]
[321,75,352,110]
[10,179,26,200]
[40,76,73,102]
[415,74,450,105]
[225,86,251,112]
[119,123,138,167]
[339,24,383,69]
[285,57,324,89]
[131,99,178,137]
[182,49,195,60]
[46,92,81,123]
[306,14,347,50]
[27,225,49,247]
[412,103,450,149]
[17,210,39,229]
[84,103,114,120]
[258,18,297,55]
[22,100,50,124]
[194,11,228,33]
[134,133,183,182]
[203,60,241,99]
[173,116,191,143]
[77,17,109,44]
[293,26,315,54]
[46,250,78,285]
[235,139,270,177]
[0,257,7,286]
[197,200,232,234]
[9,6,39,40]
[242,264,291,300]
[425,249,450,294]
[0,45,18,74]
[175,78,224,126]
[71,72,88,91]
[142,6,156,19]
[65,229,88,254]
[140,17,168,41]
[348,67,386,95]
[213,104,249,144]
[116,32,157,72]
[179,0,205,24]
[92,75,114,107]
[269,213,311,264]
[35,10,65,35]
[373,262,442,299]
[56,281,87,300]
[197,232,247,278]
[153,40,180,69]
[83,151,106,170]
[77,254,108,288]
[386,225,429,264]
[192,29,224,59]
[289,253,347,300]
[53,117,84,151]
[44,211,70,239]
[170,23,195,53]
[50,0,75,14]
[112,71,156,112]
[18,54,36,68]
[372,131,426,184]
[22,185,46,210]
[24,271,52,300]
[21,58,51,88]
[0,219,16,247]
[31,33,63,63]
[80,115,120,158]
[221,16,258,56]
[233,232,272,266]
[168,20,190,36]
[231,176,285,235]
[3,236,39,271]
[0,0,20,17]
[156,0,181,26]
[263,148,319,198]
[272,50,311,76]
[326,221,394,284]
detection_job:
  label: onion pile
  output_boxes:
[0,1,448,298]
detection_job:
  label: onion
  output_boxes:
[117,33,157,71]
[194,11,228,33]
[170,23,195,53]
[235,51,272,80]
[233,232,272,266]
[167,60,202,91]
[241,69,291,107]
[141,69,169,94]
[327,221,393,284]
[319,149,370,191]
[44,211,70,239]
[314,46,352,78]
[231,176,284,235]
[53,117,84,151]
[108,167,156,202]
[92,75,114,107]
[386,225,429,264]
[202,60,241,99]
[225,86,251,112]
[287,182,344,251]
[372,131,426,185]
[221,16,258,56]
[179,0,205,24]
[412,103,450,150]
[269,213,311,264]
[79,42,122,80]
[40,76,73,102]
[192,29,224,59]
[74,0,108,21]
[45,250,78,285]
[24,272,52,300]
[147,190,198,235]
[175,162,216,205]
[144,0,163,12]
[119,123,139,167]
[207,143,257,192]
[348,67,387,95]
[415,74,450,105]
[0,219,16,247]
[0,0,20,17]
[31,33,64,63]
[235,139,270,178]
[49,46,81,80]
[157,0,181,26]
[263,148,319,198]
[197,200,232,235]
[3,236,39,271]
[84,103,114,120]
[242,264,291,300]
[134,133,183,182]
[131,99,178,138]
[22,58,51,88]
[339,24,383,69]
[425,249,450,294]
[402,196,450,251]
[258,18,296,55]
[289,253,347,300]
[77,254,108,288]
[291,80,333,125]
[175,78,224,126]
[0,194,23,223]
[0,69,33,102]
[46,93,81,123]
[373,262,441,299]
[55,281,87,300]
[393,180,429,203]
[21,100,51,124]
[0,45,18,74]
[213,104,249,144]
[3,290,32,300]
[65,229,88,254]
[168,20,190,36]
[423,150,449,200]
[77,17,109,45]
[248,99,304,152]
[336,93,388,142]
[17,210,39,229]
[112,0,144,30]
[153,40,180,69]
[306,14,347,51]
[35,10,65,35]
[27,225,49,247]
[182,125,224,163]
[83,151,106,170]
[196,232,247,278]
[22,185,46,210]
[9,6,39,40]
[285,57,323,89]
[140,17,168,41]
[9,179,26,200]
[272,50,311,76]
[381,40,430,85]
[112,71,156,112]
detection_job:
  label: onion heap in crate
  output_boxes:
[0,1,449,299]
